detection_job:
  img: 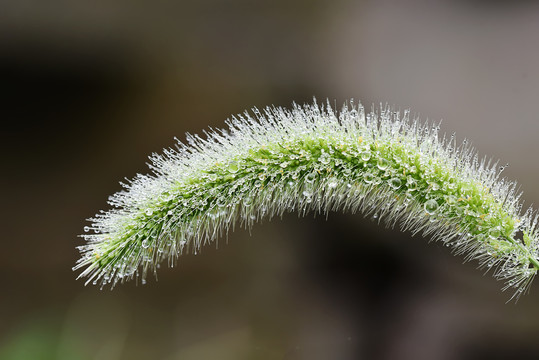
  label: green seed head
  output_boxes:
[75,99,539,301]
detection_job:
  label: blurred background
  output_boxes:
[2,0,539,359]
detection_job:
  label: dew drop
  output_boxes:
[460,184,472,195]
[445,195,457,206]
[489,227,501,239]
[84,226,90,232]
[145,209,153,216]
[142,239,150,249]
[424,199,439,215]
[305,172,316,183]
[361,151,371,161]
[280,161,289,168]
[327,178,338,189]
[364,173,374,184]
[406,178,417,191]
[216,196,227,207]
[377,158,389,170]
[167,210,173,216]
[228,161,240,173]
[388,177,402,189]
[319,153,330,165]
[303,190,312,198]
[243,196,253,207]
[404,192,414,202]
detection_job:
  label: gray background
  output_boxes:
[2,0,539,359]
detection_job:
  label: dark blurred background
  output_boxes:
[2,0,539,359]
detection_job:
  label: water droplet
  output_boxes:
[377,158,389,170]
[489,227,501,239]
[303,190,312,198]
[319,153,330,165]
[145,209,153,216]
[84,226,90,232]
[180,240,186,246]
[360,151,371,161]
[216,196,227,207]
[258,173,265,181]
[445,195,457,206]
[280,161,289,168]
[305,172,316,183]
[228,161,240,173]
[167,210,173,216]
[327,178,338,189]
[254,180,262,188]
[364,173,374,184]
[424,199,439,215]
[142,239,150,248]
[388,177,402,189]
[243,196,253,207]
[406,178,417,191]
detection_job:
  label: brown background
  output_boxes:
[2,0,539,359]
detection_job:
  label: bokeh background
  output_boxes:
[3,0,539,359]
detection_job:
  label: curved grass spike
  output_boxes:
[75,99,539,300]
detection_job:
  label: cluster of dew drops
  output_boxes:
[79,103,534,291]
